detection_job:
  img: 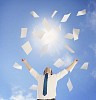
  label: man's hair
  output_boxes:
[43,68,53,75]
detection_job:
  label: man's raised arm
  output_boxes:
[56,59,78,81]
[22,59,39,80]
[66,59,78,72]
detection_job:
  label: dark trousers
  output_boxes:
[37,98,55,100]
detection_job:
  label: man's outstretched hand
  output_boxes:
[22,59,27,63]
[22,59,32,71]
[66,59,79,72]
[74,59,79,62]
[22,59,25,61]
[75,59,79,62]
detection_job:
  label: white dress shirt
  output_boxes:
[30,68,68,99]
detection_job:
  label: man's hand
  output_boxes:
[22,59,27,63]
[66,59,78,72]
[22,58,31,71]
[22,59,25,61]
[74,59,79,62]
[21,59,39,80]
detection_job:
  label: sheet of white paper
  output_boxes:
[64,33,74,39]
[53,58,64,68]
[80,62,89,70]
[31,11,39,18]
[67,78,73,92]
[33,30,45,39]
[21,41,32,55]
[29,84,37,90]
[77,9,86,16]
[59,24,61,31]
[13,62,22,70]
[61,13,71,22]
[42,18,51,31]
[21,28,27,38]
[64,44,75,53]
[73,28,80,41]
[51,10,58,18]
[40,44,49,56]
[54,24,61,33]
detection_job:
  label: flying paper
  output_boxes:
[61,13,71,22]
[33,30,45,39]
[21,41,32,55]
[51,10,58,18]
[73,28,80,41]
[54,24,61,33]
[64,33,74,39]
[13,62,22,70]
[80,62,89,70]
[21,28,27,38]
[53,58,64,68]
[40,44,49,56]
[64,44,75,53]
[31,11,39,18]
[59,24,61,31]
[77,9,86,16]
[67,78,73,92]
[29,84,38,91]
[42,18,51,31]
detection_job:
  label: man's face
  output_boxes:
[44,67,52,75]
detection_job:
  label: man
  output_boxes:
[22,59,78,100]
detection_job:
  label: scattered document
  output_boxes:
[77,9,86,16]
[61,13,71,22]
[31,11,39,18]
[42,18,51,31]
[73,28,80,41]
[67,78,73,92]
[21,28,27,38]
[55,24,61,32]
[51,10,58,18]
[40,44,49,55]
[33,30,45,39]
[21,41,32,55]
[59,24,61,31]
[64,44,75,53]
[64,33,74,39]
[80,62,89,70]
[13,62,22,70]
[53,58,64,68]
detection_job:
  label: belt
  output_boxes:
[37,98,55,100]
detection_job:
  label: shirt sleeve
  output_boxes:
[29,68,40,81]
[56,69,68,81]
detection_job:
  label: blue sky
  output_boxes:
[0,0,96,100]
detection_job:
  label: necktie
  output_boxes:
[43,73,48,96]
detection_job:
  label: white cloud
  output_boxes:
[0,96,6,100]
[86,1,96,31]
[10,87,36,100]
[91,68,96,79]
[89,44,96,56]
[0,87,36,100]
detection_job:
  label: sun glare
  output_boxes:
[32,18,65,55]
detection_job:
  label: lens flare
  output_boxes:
[32,19,66,56]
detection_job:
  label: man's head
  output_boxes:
[43,67,53,75]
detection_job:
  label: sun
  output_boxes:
[32,18,65,55]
